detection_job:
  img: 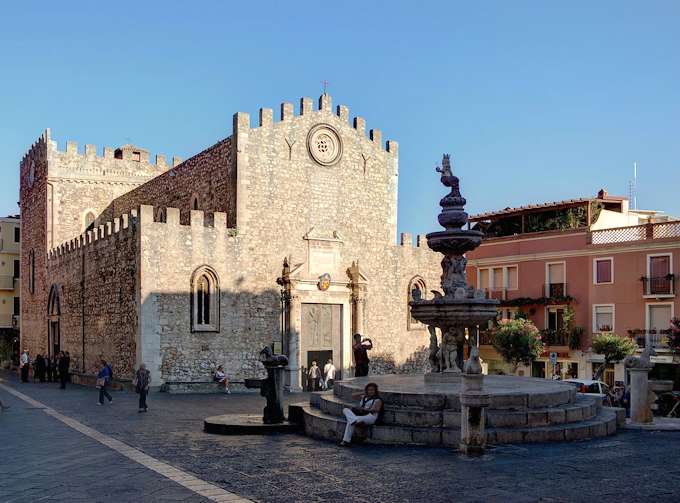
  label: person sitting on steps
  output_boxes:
[339,382,384,447]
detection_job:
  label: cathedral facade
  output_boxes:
[19,94,440,389]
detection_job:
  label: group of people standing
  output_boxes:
[306,333,373,391]
[306,358,337,391]
[19,349,70,389]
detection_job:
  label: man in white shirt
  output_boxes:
[20,350,30,383]
[323,359,336,390]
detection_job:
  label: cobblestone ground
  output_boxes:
[2,370,680,503]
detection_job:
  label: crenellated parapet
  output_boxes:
[46,205,235,263]
[399,233,428,249]
[240,93,398,154]
[44,133,180,181]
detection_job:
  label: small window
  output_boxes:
[13,297,20,315]
[28,250,35,294]
[407,276,427,330]
[191,194,200,211]
[156,208,167,223]
[593,305,614,333]
[84,212,96,232]
[13,260,19,279]
[594,258,613,284]
[191,266,220,332]
[132,151,141,162]
[14,227,20,243]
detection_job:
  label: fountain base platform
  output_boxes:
[291,374,626,447]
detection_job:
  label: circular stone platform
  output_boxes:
[204,414,301,435]
[294,374,624,446]
[336,374,577,410]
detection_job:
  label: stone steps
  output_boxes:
[316,392,599,429]
[296,402,624,446]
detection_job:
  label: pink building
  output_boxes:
[467,190,680,388]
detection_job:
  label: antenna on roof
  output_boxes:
[629,162,638,210]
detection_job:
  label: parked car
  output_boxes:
[564,379,611,405]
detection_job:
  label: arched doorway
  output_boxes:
[47,284,62,358]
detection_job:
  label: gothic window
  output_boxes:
[28,250,35,294]
[191,194,200,210]
[191,266,220,332]
[407,276,427,330]
[84,212,96,232]
[156,207,167,223]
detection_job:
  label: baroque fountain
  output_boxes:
[295,155,624,448]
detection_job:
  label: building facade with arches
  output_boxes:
[19,94,441,388]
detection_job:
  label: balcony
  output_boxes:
[544,282,567,298]
[0,275,14,290]
[628,330,671,350]
[479,330,494,346]
[540,328,570,347]
[484,287,507,301]
[589,220,680,245]
[642,275,675,298]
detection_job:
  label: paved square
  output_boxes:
[2,371,680,502]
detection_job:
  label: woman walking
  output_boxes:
[133,363,151,412]
[96,358,113,405]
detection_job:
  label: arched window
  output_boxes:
[84,212,96,232]
[190,194,200,211]
[191,266,220,332]
[156,207,167,223]
[47,284,62,358]
[407,276,427,330]
[28,249,35,294]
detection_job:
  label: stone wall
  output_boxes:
[101,138,235,227]
[19,131,50,356]
[45,211,140,378]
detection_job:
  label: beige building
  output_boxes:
[0,215,21,363]
[20,94,441,389]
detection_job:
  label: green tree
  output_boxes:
[490,318,544,373]
[591,333,636,380]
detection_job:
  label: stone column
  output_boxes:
[629,367,653,424]
[352,289,366,336]
[459,372,490,455]
[287,293,302,392]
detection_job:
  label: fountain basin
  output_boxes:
[409,299,499,327]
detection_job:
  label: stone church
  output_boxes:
[19,94,441,389]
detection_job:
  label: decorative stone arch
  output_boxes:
[190,265,220,332]
[47,283,63,357]
[407,275,427,330]
[83,210,96,232]
[190,193,200,211]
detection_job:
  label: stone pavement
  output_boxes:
[2,370,680,502]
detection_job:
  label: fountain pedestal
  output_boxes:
[459,373,490,455]
[629,367,654,424]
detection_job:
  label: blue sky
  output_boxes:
[1,1,678,235]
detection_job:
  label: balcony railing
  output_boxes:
[544,282,567,298]
[540,328,570,347]
[628,330,671,349]
[0,275,14,290]
[479,330,494,346]
[484,287,507,301]
[642,275,675,297]
[589,220,680,245]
